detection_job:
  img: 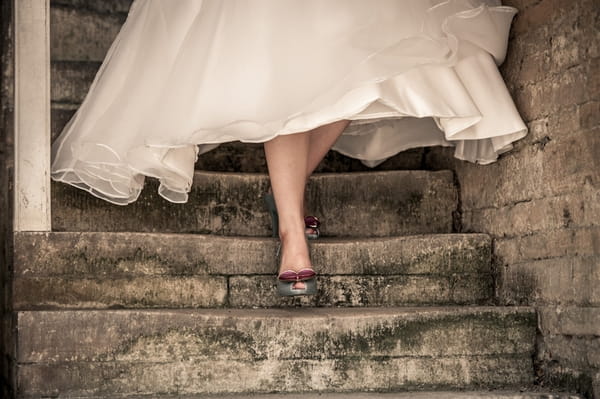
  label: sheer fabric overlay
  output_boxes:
[51,0,527,205]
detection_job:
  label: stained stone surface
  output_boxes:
[50,4,129,62]
[16,307,535,396]
[51,171,457,237]
[126,393,583,399]
[13,232,491,309]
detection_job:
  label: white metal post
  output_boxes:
[13,0,51,232]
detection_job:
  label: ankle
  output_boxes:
[278,228,306,244]
[278,217,306,239]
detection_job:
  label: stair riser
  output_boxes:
[16,308,535,395]
[51,171,457,236]
[15,233,491,276]
[228,275,492,307]
[51,61,98,104]
[19,309,535,362]
[19,357,534,396]
[14,232,490,308]
[51,6,127,62]
[14,274,492,309]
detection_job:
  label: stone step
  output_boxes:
[13,232,491,309]
[16,307,536,396]
[103,393,583,399]
[16,393,581,399]
[50,1,130,62]
[51,61,98,106]
[52,170,457,236]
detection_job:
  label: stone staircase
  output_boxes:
[6,1,583,397]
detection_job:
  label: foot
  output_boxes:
[278,230,313,290]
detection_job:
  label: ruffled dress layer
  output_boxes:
[51,0,528,205]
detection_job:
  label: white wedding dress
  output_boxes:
[51,0,527,205]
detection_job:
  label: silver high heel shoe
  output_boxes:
[277,268,317,297]
[274,238,317,297]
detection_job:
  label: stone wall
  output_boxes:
[425,0,599,396]
[0,0,14,396]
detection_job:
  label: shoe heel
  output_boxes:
[304,216,320,240]
[277,278,317,297]
[263,193,279,238]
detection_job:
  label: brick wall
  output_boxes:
[425,0,599,396]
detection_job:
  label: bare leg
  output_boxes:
[264,120,350,289]
[264,131,311,289]
[305,119,350,177]
[303,120,350,236]
[265,119,350,211]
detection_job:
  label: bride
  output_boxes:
[51,0,527,296]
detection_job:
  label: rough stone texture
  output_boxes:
[50,4,128,62]
[13,232,491,309]
[0,0,14,396]
[17,357,534,397]
[95,393,583,399]
[52,0,133,14]
[52,170,457,237]
[15,307,536,396]
[228,274,491,308]
[423,0,600,396]
[51,61,99,104]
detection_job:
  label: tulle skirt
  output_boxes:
[51,0,528,205]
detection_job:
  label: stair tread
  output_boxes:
[14,231,492,308]
[125,392,583,399]
[18,305,534,315]
[53,169,457,236]
[16,305,536,394]
[15,231,491,276]
[18,305,536,361]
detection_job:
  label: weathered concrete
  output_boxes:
[13,232,491,309]
[16,307,535,395]
[52,171,457,237]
